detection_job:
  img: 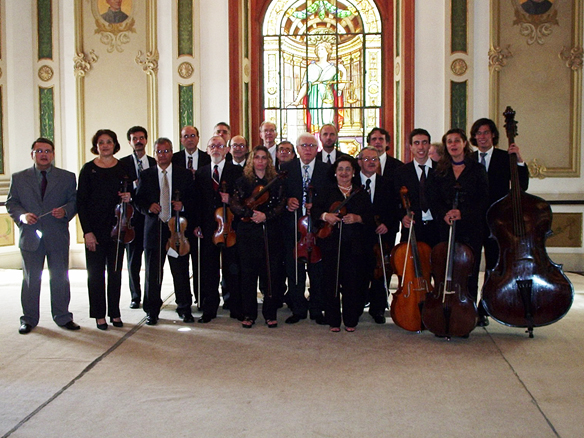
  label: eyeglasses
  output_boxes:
[278,148,293,154]
[299,143,317,149]
[208,144,226,150]
[360,157,379,162]
[182,133,198,139]
[33,149,53,155]
[231,143,247,149]
[156,149,172,154]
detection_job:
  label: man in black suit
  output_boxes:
[172,125,211,178]
[172,125,211,308]
[367,127,404,179]
[194,136,243,322]
[280,133,333,324]
[6,138,80,334]
[394,128,439,248]
[230,135,249,167]
[316,124,350,164]
[276,141,296,169]
[119,126,157,309]
[134,138,196,325]
[470,118,529,326]
[357,146,398,324]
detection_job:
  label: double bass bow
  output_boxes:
[482,107,573,338]
[389,187,432,332]
[422,186,478,339]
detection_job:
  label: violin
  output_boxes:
[213,181,236,247]
[111,177,135,244]
[316,186,362,239]
[482,107,573,337]
[242,171,287,222]
[389,187,432,332]
[166,190,190,256]
[296,185,322,264]
[422,186,478,339]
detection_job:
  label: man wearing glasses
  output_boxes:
[194,136,243,323]
[229,135,249,167]
[357,146,397,324]
[173,125,211,178]
[6,138,79,334]
[280,133,333,324]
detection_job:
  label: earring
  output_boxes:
[334,174,337,177]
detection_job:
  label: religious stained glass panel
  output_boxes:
[262,0,382,156]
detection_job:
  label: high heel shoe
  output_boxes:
[96,319,108,330]
[110,317,123,328]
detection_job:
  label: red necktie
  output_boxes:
[212,165,219,191]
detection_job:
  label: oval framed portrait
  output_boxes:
[93,0,133,25]
[517,0,556,16]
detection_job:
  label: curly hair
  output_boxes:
[91,129,121,155]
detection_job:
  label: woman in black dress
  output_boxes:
[427,128,489,310]
[77,129,131,330]
[230,146,286,328]
[313,157,374,332]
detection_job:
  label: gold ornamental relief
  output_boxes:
[178,62,194,79]
[73,50,99,78]
[511,0,559,45]
[559,46,584,71]
[38,65,54,82]
[451,58,468,76]
[528,158,548,179]
[135,50,159,76]
[488,45,513,72]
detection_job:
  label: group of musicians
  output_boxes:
[7,118,528,334]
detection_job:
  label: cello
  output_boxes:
[390,187,432,332]
[482,107,573,338]
[423,186,478,339]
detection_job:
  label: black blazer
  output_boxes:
[316,149,351,163]
[119,154,157,183]
[134,165,196,249]
[393,160,437,223]
[194,161,243,235]
[368,173,400,238]
[172,149,211,170]
[381,154,404,178]
[472,148,529,206]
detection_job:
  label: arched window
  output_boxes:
[261,0,383,155]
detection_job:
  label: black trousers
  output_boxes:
[86,238,124,319]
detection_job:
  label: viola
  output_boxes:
[242,171,287,222]
[213,181,236,247]
[422,186,478,339]
[296,185,322,264]
[166,190,190,256]
[482,107,573,337]
[389,187,432,332]
[316,186,362,239]
[111,177,135,244]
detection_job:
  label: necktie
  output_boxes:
[365,178,371,200]
[480,152,487,168]
[40,171,47,200]
[137,158,144,174]
[419,165,428,212]
[302,165,310,208]
[187,156,193,171]
[212,165,220,191]
[326,154,331,164]
[159,170,171,223]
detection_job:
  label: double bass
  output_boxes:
[390,187,432,332]
[423,186,478,339]
[482,107,573,338]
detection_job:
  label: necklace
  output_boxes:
[338,184,352,197]
[452,159,465,165]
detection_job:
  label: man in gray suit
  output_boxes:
[6,138,80,334]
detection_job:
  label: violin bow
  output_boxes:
[335,221,343,298]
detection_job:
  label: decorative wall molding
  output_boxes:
[488,45,513,71]
[559,45,584,71]
[136,49,159,76]
[73,50,98,78]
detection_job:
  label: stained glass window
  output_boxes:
[262,0,382,156]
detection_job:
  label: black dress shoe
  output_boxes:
[285,314,304,324]
[62,321,81,330]
[371,314,386,324]
[129,300,140,309]
[313,314,327,325]
[19,323,32,334]
[182,313,195,323]
[198,315,213,323]
[477,315,489,327]
[96,321,108,330]
[110,318,123,328]
[145,315,158,325]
